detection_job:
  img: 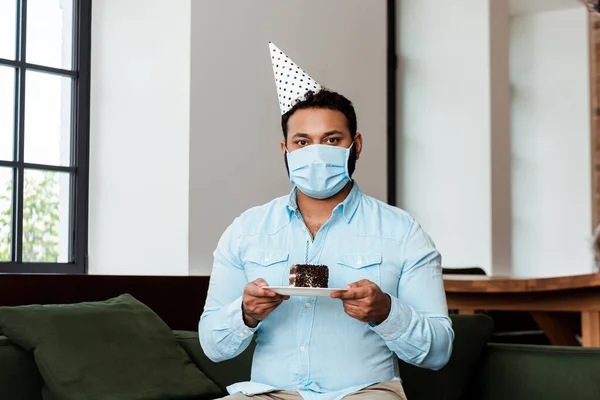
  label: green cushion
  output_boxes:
[398,314,494,400]
[0,294,222,400]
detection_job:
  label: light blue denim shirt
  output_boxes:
[199,183,454,400]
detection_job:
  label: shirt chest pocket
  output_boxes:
[331,253,382,288]
[244,248,290,286]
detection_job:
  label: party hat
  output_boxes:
[269,42,322,115]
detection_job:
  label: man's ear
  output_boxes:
[280,140,287,154]
[354,133,363,160]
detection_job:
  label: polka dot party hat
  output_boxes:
[269,42,322,115]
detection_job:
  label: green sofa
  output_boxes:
[1,315,599,400]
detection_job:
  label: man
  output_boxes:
[199,42,454,400]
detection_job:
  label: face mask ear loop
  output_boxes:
[345,142,354,177]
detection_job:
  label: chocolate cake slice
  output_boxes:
[289,264,329,288]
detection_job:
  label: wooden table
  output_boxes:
[444,273,600,347]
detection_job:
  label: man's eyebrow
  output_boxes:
[290,130,344,139]
[322,130,344,137]
[290,133,310,139]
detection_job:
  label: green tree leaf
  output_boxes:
[0,171,61,263]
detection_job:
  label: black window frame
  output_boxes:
[0,0,91,274]
[387,0,397,206]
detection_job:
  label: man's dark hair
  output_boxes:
[281,89,357,140]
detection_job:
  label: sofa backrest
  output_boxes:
[179,315,600,400]
[5,316,600,400]
[175,330,255,392]
[469,343,600,400]
[398,314,495,400]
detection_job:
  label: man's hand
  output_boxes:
[331,279,391,324]
[242,278,289,328]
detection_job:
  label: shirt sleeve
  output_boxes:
[199,218,259,363]
[369,220,454,370]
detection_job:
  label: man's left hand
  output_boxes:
[331,279,391,324]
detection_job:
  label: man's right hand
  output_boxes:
[242,278,289,328]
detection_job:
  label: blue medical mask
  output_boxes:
[286,143,353,199]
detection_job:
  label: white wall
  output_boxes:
[398,0,594,278]
[89,0,386,276]
[397,0,511,275]
[89,1,594,278]
[89,0,191,275]
[189,0,387,275]
[510,8,593,277]
[509,0,581,15]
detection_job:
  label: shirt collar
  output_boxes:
[286,181,362,224]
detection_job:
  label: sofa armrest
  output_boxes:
[469,343,600,400]
[0,336,44,400]
[174,330,255,392]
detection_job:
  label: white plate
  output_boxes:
[265,286,347,297]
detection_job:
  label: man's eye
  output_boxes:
[297,140,308,146]
[326,138,339,144]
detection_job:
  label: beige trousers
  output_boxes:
[221,381,407,400]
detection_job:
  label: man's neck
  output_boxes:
[296,181,354,222]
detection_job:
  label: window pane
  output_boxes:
[23,169,70,263]
[0,66,15,161]
[0,167,12,262]
[24,70,72,166]
[0,0,17,60]
[26,0,73,69]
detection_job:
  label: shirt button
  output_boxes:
[305,302,311,308]
[239,333,244,337]
[300,346,306,352]
[244,329,249,334]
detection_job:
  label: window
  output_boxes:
[0,0,91,273]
